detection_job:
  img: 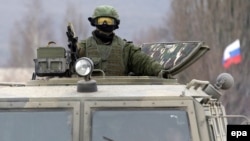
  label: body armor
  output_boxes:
[85,36,126,76]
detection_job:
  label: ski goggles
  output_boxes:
[96,17,115,25]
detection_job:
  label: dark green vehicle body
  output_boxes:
[0,41,240,141]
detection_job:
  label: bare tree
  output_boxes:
[133,26,171,44]
[61,2,89,46]
[134,0,250,123]
[7,0,54,67]
[165,0,250,123]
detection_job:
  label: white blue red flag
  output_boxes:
[223,39,242,69]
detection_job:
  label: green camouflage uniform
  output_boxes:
[77,32,163,76]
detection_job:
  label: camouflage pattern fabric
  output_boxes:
[141,42,209,75]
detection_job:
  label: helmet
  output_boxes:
[92,5,119,20]
[88,5,120,29]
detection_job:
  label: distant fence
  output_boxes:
[0,68,33,82]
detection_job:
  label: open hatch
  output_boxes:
[141,41,209,76]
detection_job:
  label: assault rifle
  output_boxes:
[66,22,78,67]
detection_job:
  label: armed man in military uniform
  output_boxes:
[77,5,164,76]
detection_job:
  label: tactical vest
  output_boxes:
[85,36,126,76]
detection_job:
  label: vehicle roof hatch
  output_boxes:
[141,41,210,76]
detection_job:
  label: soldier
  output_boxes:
[77,5,165,76]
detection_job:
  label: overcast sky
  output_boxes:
[0,0,171,66]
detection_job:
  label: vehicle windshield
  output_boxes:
[0,109,73,141]
[92,109,191,141]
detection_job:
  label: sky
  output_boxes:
[0,0,171,66]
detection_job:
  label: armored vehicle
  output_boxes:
[0,26,248,141]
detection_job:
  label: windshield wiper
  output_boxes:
[103,136,114,141]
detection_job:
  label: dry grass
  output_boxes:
[0,68,33,82]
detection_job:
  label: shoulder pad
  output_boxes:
[79,39,86,44]
[77,39,87,47]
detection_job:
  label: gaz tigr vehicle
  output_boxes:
[0,25,248,141]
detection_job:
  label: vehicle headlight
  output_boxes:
[74,57,94,76]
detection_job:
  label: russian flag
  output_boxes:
[223,39,242,69]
